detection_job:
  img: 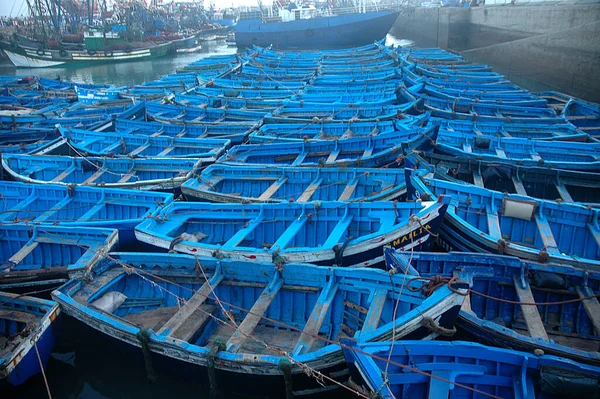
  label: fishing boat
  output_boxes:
[2,154,203,191]
[0,40,174,69]
[75,86,125,104]
[0,181,173,244]
[408,152,600,207]
[181,165,407,203]
[343,340,600,399]
[51,252,467,396]
[249,115,428,143]
[563,98,600,138]
[0,292,60,386]
[115,117,253,146]
[264,101,420,124]
[434,118,591,142]
[0,224,118,288]
[218,124,438,168]
[435,129,600,171]
[406,172,600,269]
[386,249,600,366]
[423,96,564,124]
[173,94,286,111]
[135,197,449,267]
[0,126,58,146]
[145,102,267,124]
[57,127,231,160]
[235,10,400,50]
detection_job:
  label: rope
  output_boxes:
[41,192,501,399]
[34,341,52,399]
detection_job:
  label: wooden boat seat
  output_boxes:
[123,307,179,331]
[72,268,126,303]
[513,274,549,341]
[170,304,218,342]
[294,279,338,355]
[226,272,283,353]
[576,286,600,335]
[0,309,39,325]
[158,270,224,337]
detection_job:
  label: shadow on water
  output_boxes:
[1,33,416,399]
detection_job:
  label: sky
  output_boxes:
[0,0,267,17]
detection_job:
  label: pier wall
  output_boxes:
[391,4,600,102]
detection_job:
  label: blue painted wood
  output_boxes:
[2,153,203,191]
[0,292,60,386]
[343,340,600,399]
[385,248,600,366]
[51,251,466,393]
[408,152,600,207]
[181,164,407,203]
[435,129,600,170]
[0,224,118,287]
[406,171,600,269]
[218,123,438,168]
[0,181,173,244]
[134,198,449,266]
[58,127,231,160]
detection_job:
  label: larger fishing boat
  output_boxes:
[235,4,400,50]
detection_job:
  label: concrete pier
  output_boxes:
[391,4,600,102]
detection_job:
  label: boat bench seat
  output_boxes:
[170,304,218,342]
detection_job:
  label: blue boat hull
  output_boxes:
[235,11,400,50]
[2,315,60,387]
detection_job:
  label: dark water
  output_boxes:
[1,34,414,399]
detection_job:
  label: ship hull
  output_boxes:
[0,41,173,68]
[235,10,400,50]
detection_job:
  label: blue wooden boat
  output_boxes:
[249,114,428,143]
[424,96,562,124]
[0,181,173,244]
[343,340,600,398]
[115,117,253,146]
[218,124,438,168]
[406,172,600,269]
[423,85,548,108]
[74,86,126,104]
[57,127,231,160]
[290,91,398,104]
[303,82,400,94]
[0,224,118,288]
[435,118,591,142]
[435,129,600,171]
[408,152,600,207]
[0,292,60,387]
[0,126,58,146]
[200,77,305,91]
[135,197,449,266]
[51,251,466,396]
[2,154,202,191]
[145,102,267,124]
[426,78,523,92]
[386,249,600,366]
[424,83,537,102]
[0,141,48,154]
[173,94,286,111]
[181,165,407,203]
[415,65,506,83]
[563,99,600,138]
[189,86,293,99]
[266,101,420,124]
